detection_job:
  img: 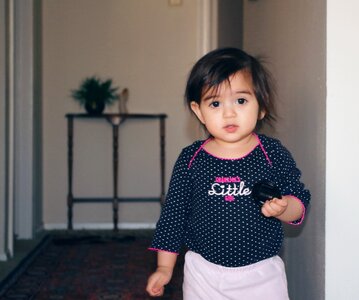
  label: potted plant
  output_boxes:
[71,76,119,114]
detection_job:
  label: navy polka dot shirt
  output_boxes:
[150,134,310,267]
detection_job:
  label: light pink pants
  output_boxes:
[183,251,290,300]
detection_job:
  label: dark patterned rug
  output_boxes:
[0,232,184,300]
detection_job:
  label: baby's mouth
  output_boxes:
[224,124,238,133]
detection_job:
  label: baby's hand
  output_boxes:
[146,266,173,297]
[261,197,288,218]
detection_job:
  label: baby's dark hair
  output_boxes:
[185,47,277,130]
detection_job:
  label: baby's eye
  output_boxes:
[210,101,220,108]
[236,98,247,105]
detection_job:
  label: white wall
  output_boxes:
[326,1,359,298]
[243,1,326,299]
[42,0,202,228]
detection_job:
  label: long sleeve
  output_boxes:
[150,148,194,253]
[267,138,311,224]
[273,141,310,206]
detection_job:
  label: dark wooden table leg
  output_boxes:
[67,116,74,230]
[112,124,119,231]
[160,117,166,205]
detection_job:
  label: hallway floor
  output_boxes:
[0,232,47,283]
[0,229,154,284]
[0,229,183,299]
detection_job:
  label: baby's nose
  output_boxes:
[223,104,236,117]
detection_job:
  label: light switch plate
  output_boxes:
[169,0,182,6]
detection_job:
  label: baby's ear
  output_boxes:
[258,110,266,120]
[190,101,205,124]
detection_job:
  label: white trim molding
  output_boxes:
[44,222,156,231]
[0,253,8,261]
[197,0,218,58]
[13,0,36,239]
[6,0,15,259]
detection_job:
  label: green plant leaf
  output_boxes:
[71,76,119,106]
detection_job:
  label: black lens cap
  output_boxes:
[252,180,282,206]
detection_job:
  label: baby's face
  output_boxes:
[190,71,265,146]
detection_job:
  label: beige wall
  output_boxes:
[243,1,325,299]
[42,0,203,228]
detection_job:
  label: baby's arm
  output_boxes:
[146,251,177,297]
[261,195,303,223]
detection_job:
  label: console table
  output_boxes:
[66,113,167,230]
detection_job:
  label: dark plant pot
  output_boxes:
[85,101,105,115]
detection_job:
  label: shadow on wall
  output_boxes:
[185,112,207,142]
[283,206,310,238]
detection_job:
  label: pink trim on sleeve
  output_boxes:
[148,248,179,255]
[287,195,306,225]
[188,138,212,169]
[254,134,272,166]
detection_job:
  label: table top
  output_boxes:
[65,113,167,119]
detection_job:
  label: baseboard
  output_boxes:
[44,222,156,230]
[0,253,8,261]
